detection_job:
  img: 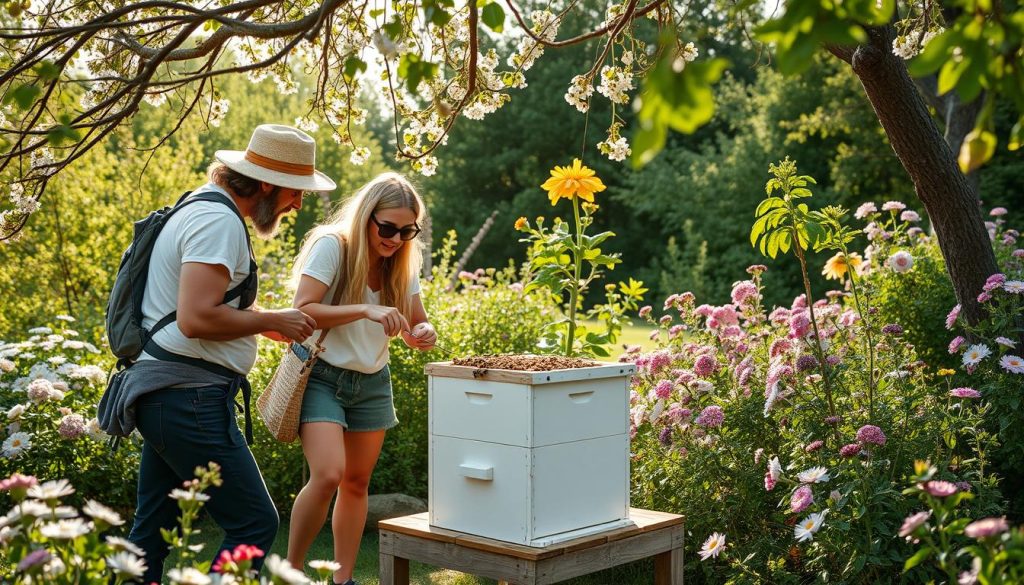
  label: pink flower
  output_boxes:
[790,485,814,513]
[711,305,739,326]
[882,201,906,212]
[949,336,966,354]
[213,544,264,572]
[990,207,1008,217]
[946,304,961,330]
[983,273,1006,292]
[638,306,652,318]
[654,380,673,399]
[856,425,887,446]
[731,281,759,305]
[1000,354,1024,374]
[900,210,921,222]
[888,251,914,273]
[1013,249,1024,258]
[58,414,86,439]
[839,443,861,458]
[950,387,981,398]
[923,480,958,497]
[769,339,792,358]
[804,440,824,453]
[693,354,719,378]
[789,311,812,338]
[746,264,767,275]
[0,473,38,492]
[977,292,992,303]
[898,511,931,537]
[764,472,777,491]
[696,405,724,428]
[964,517,1009,539]
[659,315,673,325]
[854,202,877,219]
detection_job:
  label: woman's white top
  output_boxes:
[301,235,421,373]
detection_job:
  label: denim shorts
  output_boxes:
[292,344,398,432]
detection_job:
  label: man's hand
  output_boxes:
[260,330,290,343]
[265,309,317,343]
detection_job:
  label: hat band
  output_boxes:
[244,150,314,176]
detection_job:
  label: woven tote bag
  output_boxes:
[257,234,345,442]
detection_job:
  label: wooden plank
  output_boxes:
[386,531,537,583]
[654,547,684,585]
[535,526,680,584]
[425,362,635,385]
[454,533,564,561]
[378,514,460,544]
[378,534,410,585]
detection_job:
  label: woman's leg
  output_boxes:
[331,429,386,583]
[287,422,346,569]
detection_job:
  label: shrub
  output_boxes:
[0,317,139,512]
[627,163,1004,583]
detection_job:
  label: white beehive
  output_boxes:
[426,362,635,547]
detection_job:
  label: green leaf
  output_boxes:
[35,61,61,81]
[481,2,505,32]
[398,53,438,94]
[7,84,40,110]
[903,547,932,572]
[343,56,367,82]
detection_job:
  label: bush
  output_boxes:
[627,170,1006,583]
[0,317,140,512]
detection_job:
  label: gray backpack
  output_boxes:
[105,190,257,373]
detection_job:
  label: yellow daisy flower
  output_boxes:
[821,252,863,281]
[514,216,528,231]
[540,158,606,206]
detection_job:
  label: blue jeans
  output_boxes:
[128,386,278,583]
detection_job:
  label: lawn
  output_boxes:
[187,518,654,584]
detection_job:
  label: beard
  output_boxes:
[251,188,285,239]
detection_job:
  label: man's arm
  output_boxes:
[177,262,315,342]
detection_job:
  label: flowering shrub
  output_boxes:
[900,460,1024,584]
[627,161,1004,582]
[0,317,140,510]
[0,465,338,584]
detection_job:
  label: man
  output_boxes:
[124,124,335,582]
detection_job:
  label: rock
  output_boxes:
[364,493,427,532]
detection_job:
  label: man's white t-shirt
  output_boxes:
[137,183,258,375]
[301,235,421,374]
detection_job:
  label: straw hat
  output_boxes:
[215,124,336,192]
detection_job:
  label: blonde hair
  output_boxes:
[292,172,425,320]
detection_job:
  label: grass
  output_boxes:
[582,320,658,358]
[186,517,654,584]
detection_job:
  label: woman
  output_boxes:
[285,172,436,584]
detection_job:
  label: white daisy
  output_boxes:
[308,559,342,572]
[797,466,831,484]
[2,431,31,457]
[1000,355,1024,374]
[768,456,783,481]
[795,509,829,542]
[83,500,123,526]
[169,489,210,502]
[106,536,145,556]
[698,532,726,560]
[106,551,147,579]
[1003,280,1024,293]
[962,344,992,367]
[167,567,212,585]
[265,554,309,584]
[38,518,91,540]
[27,479,74,501]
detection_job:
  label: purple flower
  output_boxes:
[923,480,958,497]
[17,549,51,571]
[839,443,861,458]
[804,440,824,453]
[824,415,841,426]
[825,355,842,367]
[964,517,1008,539]
[950,387,981,399]
[983,273,1006,292]
[58,414,86,439]
[796,354,819,372]
[694,354,720,378]
[881,323,903,336]
[945,304,961,330]
[658,426,673,447]
[696,405,724,428]
[790,485,814,513]
[898,511,931,537]
[856,425,887,446]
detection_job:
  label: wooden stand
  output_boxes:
[378,508,684,585]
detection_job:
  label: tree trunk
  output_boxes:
[833,25,998,324]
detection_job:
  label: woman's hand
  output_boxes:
[405,322,437,350]
[260,330,290,343]
[364,305,410,337]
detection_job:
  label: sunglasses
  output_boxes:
[371,214,421,241]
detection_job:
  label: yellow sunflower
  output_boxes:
[540,158,606,206]
[821,252,863,280]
